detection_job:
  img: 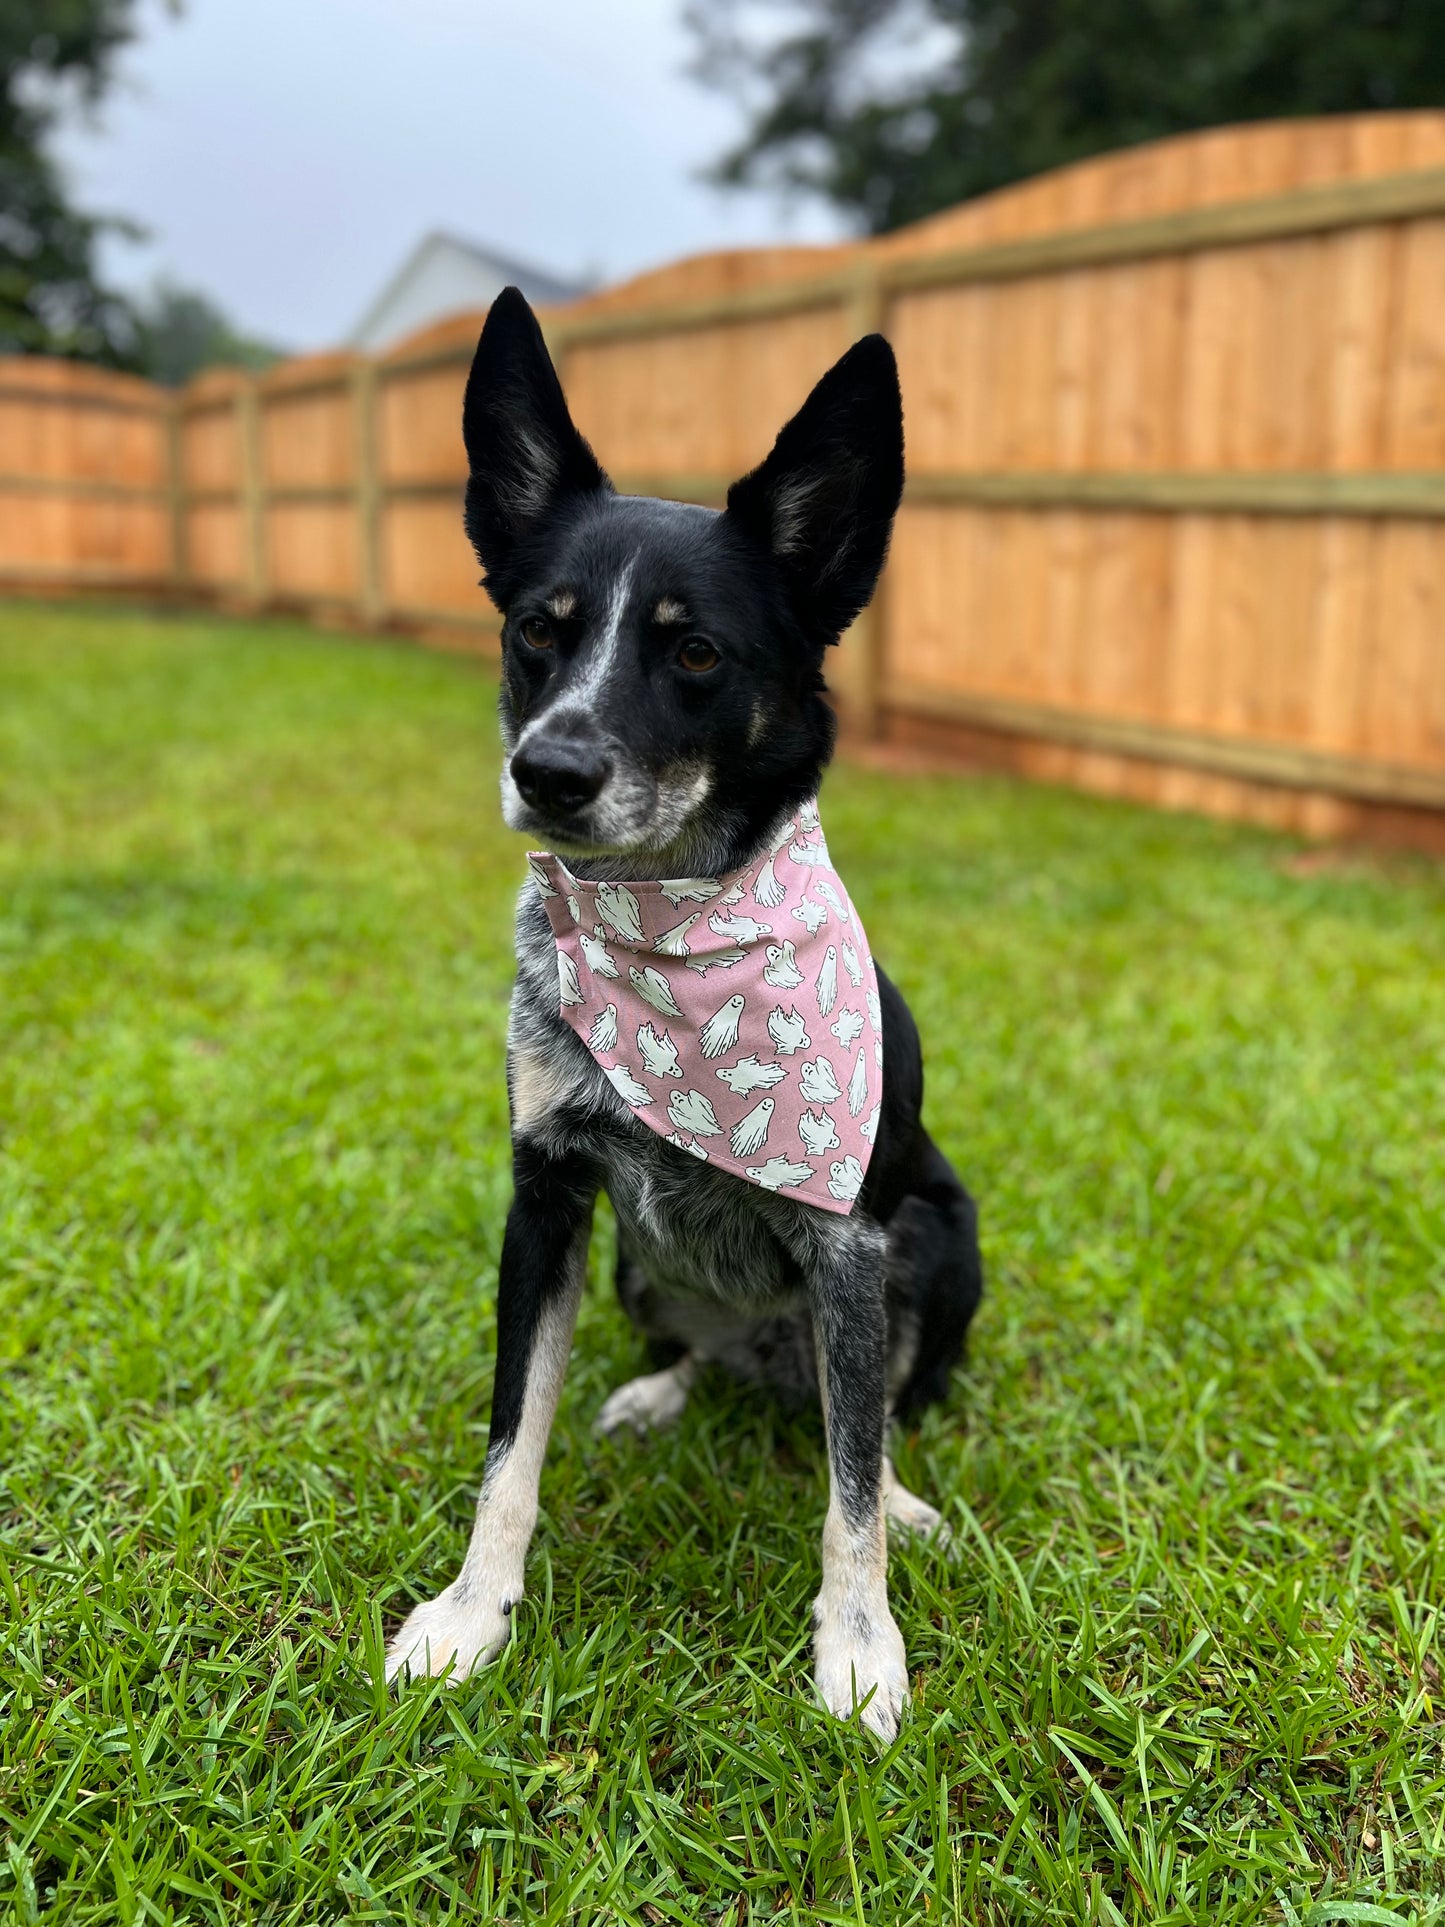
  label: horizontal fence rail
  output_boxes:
[4,112,1445,843]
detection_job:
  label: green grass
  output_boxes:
[1,600,1444,1926]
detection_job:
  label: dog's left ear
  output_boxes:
[724,334,904,647]
[462,286,612,606]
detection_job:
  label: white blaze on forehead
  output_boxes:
[511,553,640,765]
[569,553,638,706]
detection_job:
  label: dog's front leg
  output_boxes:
[809,1218,909,1740]
[386,1143,597,1683]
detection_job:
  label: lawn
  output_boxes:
[2,600,1444,1926]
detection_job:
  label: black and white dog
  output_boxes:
[385,288,983,1739]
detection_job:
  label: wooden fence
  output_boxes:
[4,112,1445,843]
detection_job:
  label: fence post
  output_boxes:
[167,395,188,596]
[353,360,384,626]
[236,378,267,608]
[836,262,887,743]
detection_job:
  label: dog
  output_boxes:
[384,287,983,1739]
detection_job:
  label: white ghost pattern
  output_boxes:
[827,1155,865,1203]
[527,857,556,898]
[595,882,645,943]
[661,877,722,908]
[588,1003,619,1052]
[709,909,771,946]
[654,912,699,957]
[636,1023,683,1078]
[847,1046,869,1116]
[830,1006,865,1048]
[768,818,797,856]
[685,948,745,975]
[867,987,882,1031]
[718,881,746,907]
[715,1055,787,1095]
[798,799,820,832]
[753,858,786,909]
[699,994,745,1061]
[580,928,619,978]
[799,1056,843,1105]
[629,964,684,1017]
[668,1088,722,1137]
[746,1155,815,1192]
[792,897,827,935]
[860,1102,881,1144]
[815,944,838,1017]
[666,1132,708,1161]
[729,1096,775,1158]
[604,1062,653,1108]
[813,877,847,919]
[763,939,804,989]
[558,950,584,1007]
[798,1108,840,1155]
[841,940,863,988]
[567,894,582,923]
[767,1005,811,1055]
[788,840,827,867]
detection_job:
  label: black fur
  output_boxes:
[464,280,982,1431]
[394,289,986,1720]
[488,1139,599,1456]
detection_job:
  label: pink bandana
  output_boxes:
[529,802,883,1214]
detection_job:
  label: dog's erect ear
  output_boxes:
[724,334,904,646]
[462,287,611,605]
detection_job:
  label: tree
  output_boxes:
[0,0,152,360]
[130,281,280,387]
[687,0,1445,233]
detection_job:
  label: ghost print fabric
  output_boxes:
[530,801,882,1214]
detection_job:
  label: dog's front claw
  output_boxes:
[813,1603,909,1741]
[384,1583,515,1684]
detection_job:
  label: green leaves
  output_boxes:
[688,0,1445,234]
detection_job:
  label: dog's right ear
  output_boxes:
[462,287,611,607]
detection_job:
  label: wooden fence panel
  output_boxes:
[370,349,477,625]
[564,307,854,485]
[3,111,1445,840]
[0,362,172,588]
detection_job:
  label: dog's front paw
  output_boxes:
[384,1582,516,1685]
[812,1601,909,1741]
[593,1363,692,1437]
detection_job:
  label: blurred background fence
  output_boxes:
[4,114,1445,844]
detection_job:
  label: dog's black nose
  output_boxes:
[510,737,611,815]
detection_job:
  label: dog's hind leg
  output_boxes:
[882,1459,948,1542]
[596,1231,698,1435]
[806,1217,909,1741]
[386,1142,598,1683]
[886,1131,983,1423]
[594,1353,697,1436]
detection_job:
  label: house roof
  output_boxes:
[349,231,589,349]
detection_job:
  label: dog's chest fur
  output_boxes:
[508,887,848,1313]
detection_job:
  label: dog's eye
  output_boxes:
[520,616,553,651]
[677,638,719,674]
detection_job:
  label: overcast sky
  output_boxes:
[53,0,850,352]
